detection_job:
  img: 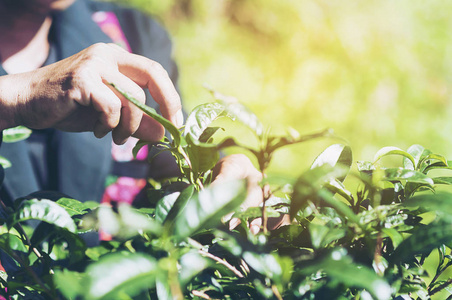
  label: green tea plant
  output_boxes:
[0,88,452,299]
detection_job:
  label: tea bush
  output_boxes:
[0,89,452,299]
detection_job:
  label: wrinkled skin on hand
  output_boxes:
[0,43,183,145]
[212,154,291,233]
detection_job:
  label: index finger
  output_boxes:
[111,46,183,128]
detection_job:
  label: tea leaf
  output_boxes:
[290,165,355,221]
[419,153,448,170]
[52,228,87,265]
[85,251,158,299]
[309,223,346,249]
[424,161,452,173]
[404,192,452,215]
[183,102,227,140]
[185,135,220,173]
[85,245,111,261]
[30,222,55,247]
[156,185,195,225]
[311,144,352,179]
[29,221,86,265]
[117,204,162,238]
[373,146,415,167]
[9,199,77,233]
[223,101,264,137]
[390,221,452,264]
[164,185,195,226]
[155,191,181,224]
[242,251,293,285]
[317,189,360,224]
[324,179,354,204]
[2,126,32,143]
[382,228,404,248]
[56,197,92,217]
[0,233,27,253]
[173,180,247,240]
[383,168,434,186]
[404,144,425,170]
[232,206,281,220]
[433,177,452,185]
[179,250,209,286]
[301,249,391,300]
[183,104,229,173]
[54,269,86,299]
[356,160,375,172]
[156,274,172,300]
[199,126,223,143]
[207,88,264,137]
[97,204,120,236]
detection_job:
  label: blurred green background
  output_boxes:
[110,0,452,177]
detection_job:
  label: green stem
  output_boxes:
[373,232,384,276]
[261,181,270,235]
[271,285,283,300]
[430,278,452,296]
[167,248,184,300]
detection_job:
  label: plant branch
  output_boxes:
[187,238,245,278]
[271,285,283,300]
[429,260,452,293]
[13,222,54,275]
[261,182,271,234]
[192,290,211,299]
[8,250,54,298]
[373,232,384,276]
[240,259,250,275]
[198,249,244,278]
[430,278,452,296]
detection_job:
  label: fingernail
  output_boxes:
[116,137,128,145]
[94,124,109,139]
[250,225,260,235]
[175,109,184,128]
[229,218,240,230]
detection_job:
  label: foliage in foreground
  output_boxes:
[0,91,452,299]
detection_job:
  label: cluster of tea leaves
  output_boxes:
[0,92,452,299]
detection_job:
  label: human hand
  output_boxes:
[0,43,182,145]
[212,154,290,234]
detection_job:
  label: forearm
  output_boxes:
[0,43,182,143]
[0,73,29,131]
